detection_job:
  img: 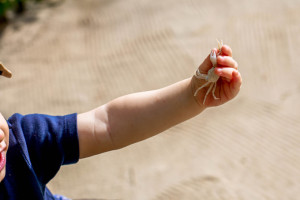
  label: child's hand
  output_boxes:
[192,45,242,107]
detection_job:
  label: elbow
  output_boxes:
[103,103,132,151]
[93,105,118,153]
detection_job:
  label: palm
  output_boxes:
[203,78,235,107]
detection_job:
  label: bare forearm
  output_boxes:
[78,45,241,158]
[103,78,205,150]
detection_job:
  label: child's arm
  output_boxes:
[77,45,242,158]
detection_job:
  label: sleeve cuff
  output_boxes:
[62,113,79,165]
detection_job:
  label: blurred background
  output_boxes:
[1,0,300,199]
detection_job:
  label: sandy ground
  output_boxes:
[1,0,300,199]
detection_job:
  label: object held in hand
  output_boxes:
[193,39,223,104]
[0,63,12,78]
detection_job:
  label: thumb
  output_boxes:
[198,49,217,73]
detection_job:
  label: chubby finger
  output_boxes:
[215,68,242,96]
[214,67,237,80]
[198,51,214,73]
[230,70,242,94]
[217,56,238,69]
[220,45,232,57]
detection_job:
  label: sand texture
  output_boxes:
[0,0,300,199]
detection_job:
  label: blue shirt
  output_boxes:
[0,113,79,200]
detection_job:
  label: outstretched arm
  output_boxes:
[77,78,202,158]
[77,45,242,158]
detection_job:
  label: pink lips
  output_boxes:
[0,142,7,171]
[0,151,6,171]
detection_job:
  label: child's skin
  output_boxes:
[0,113,9,182]
[0,45,241,181]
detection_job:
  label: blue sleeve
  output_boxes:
[8,113,79,184]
